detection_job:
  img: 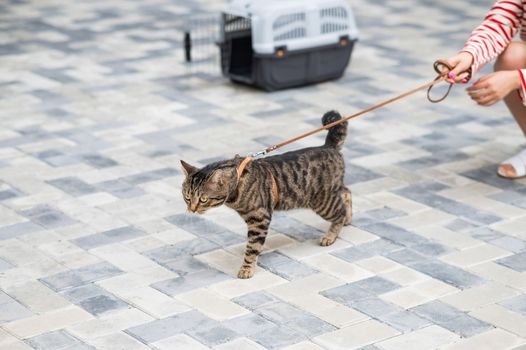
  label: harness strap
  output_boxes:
[236,156,279,208]
[269,169,279,209]
[236,156,253,178]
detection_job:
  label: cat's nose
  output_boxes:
[189,203,198,212]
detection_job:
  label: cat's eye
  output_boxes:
[184,192,191,200]
[199,196,208,203]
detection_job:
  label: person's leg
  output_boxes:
[494,42,526,177]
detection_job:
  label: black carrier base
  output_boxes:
[220,39,355,91]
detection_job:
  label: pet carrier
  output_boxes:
[218,0,358,91]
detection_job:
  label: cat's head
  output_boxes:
[180,159,238,214]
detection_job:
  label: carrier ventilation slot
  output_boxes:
[320,6,348,34]
[273,13,306,41]
[320,7,348,19]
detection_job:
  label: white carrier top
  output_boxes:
[224,0,359,54]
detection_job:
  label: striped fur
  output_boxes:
[181,111,352,279]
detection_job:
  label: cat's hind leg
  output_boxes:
[314,190,348,246]
[342,187,352,226]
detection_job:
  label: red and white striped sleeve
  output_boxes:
[461,0,523,75]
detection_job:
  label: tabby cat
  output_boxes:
[181,111,352,279]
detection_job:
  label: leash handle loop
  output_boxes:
[427,60,454,103]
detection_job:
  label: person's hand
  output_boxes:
[467,70,522,106]
[442,52,474,83]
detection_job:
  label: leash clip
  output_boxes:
[249,149,267,158]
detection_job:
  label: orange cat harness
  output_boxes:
[236,156,279,209]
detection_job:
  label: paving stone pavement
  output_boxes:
[1,0,526,349]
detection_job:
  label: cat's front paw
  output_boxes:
[237,265,255,279]
[320,235,337,246]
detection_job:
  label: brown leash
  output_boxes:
[247,60,456,158]
[236,60,459,206]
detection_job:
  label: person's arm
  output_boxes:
[461,0,522,75]
[445,0,522,83]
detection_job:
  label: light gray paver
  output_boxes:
[0,0,525,349]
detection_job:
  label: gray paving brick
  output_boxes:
[186,324,239,346]
[410,260,484,289]
[445,219,480,232]
[26,330,84,350]
[123,167,178,185]
[46,177,97,196]
[497,252,526,272]
[362,222,429,247]
[331,239,402,263]
[72,226,146,250]
[363,207,407,221]
[232,291,280,310]
[249,325,306,350]
[166,213,244,246]
[0,291,12,305]
[0,257,14,271]
[0,189,19,201]
[489,190,526,209]
[385,248,430,265]
[0,221,44,240]
[410,242,452,257]
[270,213,323,241]
[162,256,209,275]
[258,252,317,280]
[378,310,431,333]
[320,284,373,306]
[490,236,526,253]
[61,284,127,315]
[351,276,401,295]
[285,313,336,336]
[396,188,502,225]
[349,297,402,319]
[20,205,77,229]
[255,302,307,323]
[345,163,383,185]
[439,314,493,337]
[469,227,504,241]
[412,300,465,323]
[499,294,526,316]
[0,300,34,323]
[412,300,492,337]
[126,310,211,343]
[81,154,118,168]
[40,262,123,291]
[151,269,231,296]
[144,238,219,263]
[95,179,145,198]
[223,313,276,336]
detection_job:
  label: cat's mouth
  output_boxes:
[188,207,207,215]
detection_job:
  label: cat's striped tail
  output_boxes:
[322,110,348,150]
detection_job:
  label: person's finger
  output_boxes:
[448,61,469,81]
[441,58,458,74]
[466,80,489,92]
[480,98,497,106]
[458,72,470,81]
[469,87,492,100]
[477,94,496,105]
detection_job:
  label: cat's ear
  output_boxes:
[209,168,236,188]
[180,160,198,176]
